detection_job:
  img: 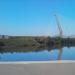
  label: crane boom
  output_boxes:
[54,14,63,37]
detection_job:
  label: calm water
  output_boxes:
[0,47,75,62]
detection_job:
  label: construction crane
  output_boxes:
[49,14,63,60]
[54,14,63,38]
[54,14,63,60]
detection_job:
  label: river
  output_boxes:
[0,47,75,61]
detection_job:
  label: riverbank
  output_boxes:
[0,36,75,53]
[0,36,75,47]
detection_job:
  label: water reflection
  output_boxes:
[0,45,75,61]
[0,45,63,53]
[57,48,62,60]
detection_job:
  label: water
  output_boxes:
[0,47,75,62]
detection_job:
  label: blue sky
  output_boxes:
[0,0,75,36]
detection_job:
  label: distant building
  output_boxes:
[0,35,10,39]
[0,35,3,39]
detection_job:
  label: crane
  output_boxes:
[49,14,63,61]
[54,14,63,38]
[54,14,63,60]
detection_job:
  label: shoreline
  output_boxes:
[0,60,75,64]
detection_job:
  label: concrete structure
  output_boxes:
[0,61,75,75]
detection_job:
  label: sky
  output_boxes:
[0,0,75,36]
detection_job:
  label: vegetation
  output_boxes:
[0,36,75,49]
[0,36,49,47]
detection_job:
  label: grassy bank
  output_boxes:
[0,36,75,48]
[0,36,49,47]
